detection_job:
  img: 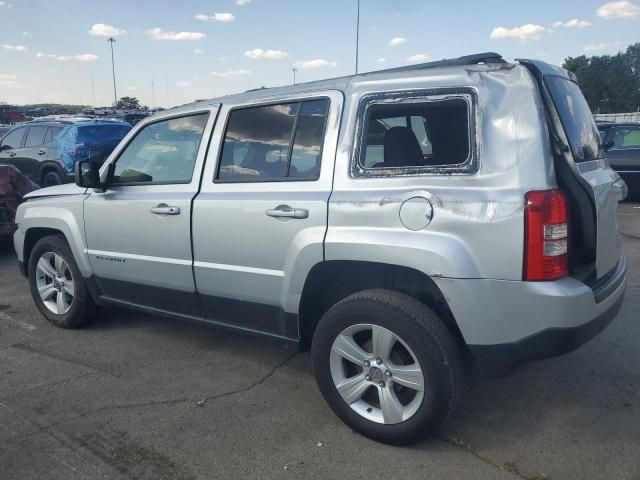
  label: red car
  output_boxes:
[0,164,38,237]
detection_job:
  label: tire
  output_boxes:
[311,289,463,445]
[28,235,97,328]
[42,170,63,187]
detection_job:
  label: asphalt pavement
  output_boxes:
[1,202,639,480]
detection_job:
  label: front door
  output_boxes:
[83,109,217,318]
[20,125,55,182]
[192,92,341,338]
[0,126,28,178]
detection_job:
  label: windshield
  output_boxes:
[545,76,603,162]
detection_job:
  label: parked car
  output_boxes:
[598,122,640,198]
[0,120,131,187]
[0,164,38,238]
[13,53,627,445]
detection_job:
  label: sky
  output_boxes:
[0,0,639,107]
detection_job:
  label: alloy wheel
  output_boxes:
[329,323,425,424]
[35,252,75,315]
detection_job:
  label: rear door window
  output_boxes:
[289,99,330,178]
[545,76,603,162]
[24,126,48,147]
[359,97,470,170]
[217,98,330,182]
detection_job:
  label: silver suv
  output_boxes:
[13,53,627,445]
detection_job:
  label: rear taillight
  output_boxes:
[524,189,569,281]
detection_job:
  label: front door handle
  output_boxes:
[266,205,309,219]
[38,150,46,155]
[8,152,16,157]
[151,203,181,215]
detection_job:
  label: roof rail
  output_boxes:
[245,86,268,93]
[368,52,505,75]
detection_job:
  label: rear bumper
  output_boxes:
[434,253,627,377]
[469,289,624,377]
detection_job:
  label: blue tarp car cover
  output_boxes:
[56,121,132,172]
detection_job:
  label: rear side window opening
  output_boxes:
[354,91,475,176]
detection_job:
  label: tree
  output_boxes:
[115,96,141,110]
[563,43,640,114]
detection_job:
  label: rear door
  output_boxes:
[192,92,341,339]
[83,108,218,317]
[19,125,49,181]
[520,60,623,279]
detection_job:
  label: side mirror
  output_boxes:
[75,160,102,189]
[0,144,11,151]
[603,140,614,151]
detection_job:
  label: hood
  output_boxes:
[24,182,88,199]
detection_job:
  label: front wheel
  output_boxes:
[28,235,97,328]
[311,289,463,445]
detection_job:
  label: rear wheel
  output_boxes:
[311,289,463,445]
[42,170,63,187]
[28,235,97,328]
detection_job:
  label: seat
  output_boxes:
[382,126,424,168]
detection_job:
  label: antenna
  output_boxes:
[355,0,360,74]
[165,75,169,108]
[91,75,96,107]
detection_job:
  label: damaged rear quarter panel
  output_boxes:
[326,64,555,281]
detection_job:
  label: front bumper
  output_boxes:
[434,254,627,377]
[14,229,26,277]
[618,171,640,197]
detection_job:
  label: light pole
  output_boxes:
[91,75,96,106]
[355,0,360,74]
[292,67,298,85]
[107,37,117,106]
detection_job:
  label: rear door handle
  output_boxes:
[150,203,181,215]
[8,152,16,157]
[266,205,309,219]
[38,150,46,155]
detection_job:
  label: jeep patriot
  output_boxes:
[13,53,627,444]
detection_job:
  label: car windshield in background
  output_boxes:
[546,76,603,162]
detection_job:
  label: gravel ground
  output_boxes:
[1,202,639,480]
